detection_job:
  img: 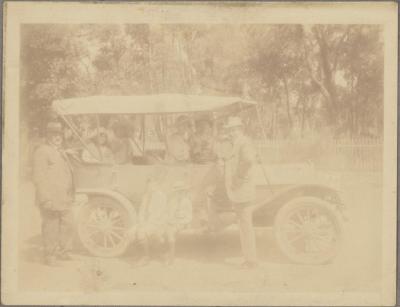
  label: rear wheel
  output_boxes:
[274,197,343,264]
[77,196,134,257]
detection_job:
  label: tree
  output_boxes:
[20,24,383,139]
[301,25,383,137]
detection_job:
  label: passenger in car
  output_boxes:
[81,127,114,164]
[108,120,133,164]
[166,115,191,163]
[189,118,215,163]
[63,127,81,150]
[165,181,193,265]
[78,115,96,141]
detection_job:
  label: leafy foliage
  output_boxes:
[20,24,383,139]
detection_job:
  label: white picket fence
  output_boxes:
[256,138,382,171]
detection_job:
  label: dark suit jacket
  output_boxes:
[225,135,256,204]
[33,143,74,210]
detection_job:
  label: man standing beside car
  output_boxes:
[224,116,258,268]
[33,121,75,266]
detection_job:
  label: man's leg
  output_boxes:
[235,204,258,266]
[58,209,74,259]
[206,195,219,231]
[165,226,177,265]
[146,226,166,259]
[207,184,233,232]
[235,206,246,259]
[136,225,150,264]
[40,209,60,265]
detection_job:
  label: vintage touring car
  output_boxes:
[53,94,346,265]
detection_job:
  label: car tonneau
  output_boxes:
[52,94,257,115]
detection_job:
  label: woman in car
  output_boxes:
[108,120,133,164]
[81,128,114,163]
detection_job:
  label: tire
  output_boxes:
[274,196,343,265]
[77,196,134,257]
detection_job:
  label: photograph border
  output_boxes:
[1,1,398,306]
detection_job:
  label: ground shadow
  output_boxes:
[20,233,93,264]
[121,227,292,267]
[21,227,292,267]
[174,228,291,265]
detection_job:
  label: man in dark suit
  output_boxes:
[33,122,75,265]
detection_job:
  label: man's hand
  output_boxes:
[64,148,81,161]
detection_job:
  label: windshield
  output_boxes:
[63,112,240,166]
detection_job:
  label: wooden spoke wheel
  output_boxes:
[77,196,133,257]
[274,197,343,264]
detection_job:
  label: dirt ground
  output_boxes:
[18,171,382,293]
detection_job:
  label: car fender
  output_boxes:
[252,184,344,226]
[74,188,137,222]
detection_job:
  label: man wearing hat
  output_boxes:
[32,121,75,265]
[224,116,258,268]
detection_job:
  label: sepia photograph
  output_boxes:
[1,2,397,306]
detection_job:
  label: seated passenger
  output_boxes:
[166,115,191,163]
[78,115,96,141]
[165,181,193,265]
[81,128,114,163]
[63,127,81,150]
[189,118,215,163]
[128,126,149,164]
[135,175,168,265]
[109,121,133,164]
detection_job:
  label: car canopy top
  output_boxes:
[53,94,257,115]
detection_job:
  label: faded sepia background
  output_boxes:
[17,23,384,293]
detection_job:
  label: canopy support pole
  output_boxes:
[58,112,98,161]
[95,114,103,161]
[254,104,273,190]
[142,115,145,153]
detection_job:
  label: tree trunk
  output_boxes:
[301,99,307,138]
[282,77,293,132]
[313,26,339,123]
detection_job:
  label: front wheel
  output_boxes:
[274,196,343,265]
[77,196,134,257]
